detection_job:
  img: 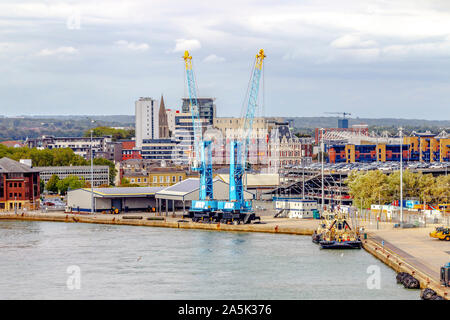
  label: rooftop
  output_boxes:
[0,157,39,173]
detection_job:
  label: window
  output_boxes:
[166,176,170,183]
[160,176,164,183]
[153,176,157,183]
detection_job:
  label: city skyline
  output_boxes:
[1,0,450,120]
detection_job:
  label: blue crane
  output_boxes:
[183,51,217,219]
[217,49,266,223]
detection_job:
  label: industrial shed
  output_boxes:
[67,187,164,213]
[155,178,254,215]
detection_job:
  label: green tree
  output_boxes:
[56,176,85,195]
[346,170,389,209]
[84,126,134,141]
[46,174,60,193]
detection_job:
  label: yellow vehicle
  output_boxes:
[438,204,450,214]
[430,227,450,241]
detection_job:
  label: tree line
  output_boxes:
[0,145,117,186]
[345,169,449,209]
[84,126,134,141]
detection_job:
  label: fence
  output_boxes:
[348,208,450,230]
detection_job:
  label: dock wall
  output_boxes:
[363,238,449,300]
[0,212,315,235]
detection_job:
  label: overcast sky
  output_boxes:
[1,0,450,119]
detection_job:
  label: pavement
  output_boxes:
[369,225,450,281]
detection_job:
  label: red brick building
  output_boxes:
[121,140,142,161]
[0,158,40,211]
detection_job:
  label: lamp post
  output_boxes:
[321,128,324,212]
[90,120,96,214]
[399,127,403,227]
[302,150,305,199]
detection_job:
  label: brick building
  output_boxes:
[0,158,40,211]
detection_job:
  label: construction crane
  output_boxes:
[217,49,266,224]
[324,112,352,119]
[182,51,217,221]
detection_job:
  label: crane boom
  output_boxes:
[183,51,203,168]
[224,49,265,210]
[183,51,213,202]
[241,49,266,166]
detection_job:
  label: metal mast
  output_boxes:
[183,51,213,201]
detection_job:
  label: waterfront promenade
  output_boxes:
[0,210,448,299]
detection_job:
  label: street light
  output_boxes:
[90,120,96,214]
[321,128,324,212]
[399,127,403,227]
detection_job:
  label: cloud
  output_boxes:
[114,40,149,51]
[203,54,225,63]
[173,39,201,52]
[37,46,78,56]
[331,34,378,49]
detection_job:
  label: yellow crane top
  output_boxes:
[183,50,193,70]
[255,49,266,70]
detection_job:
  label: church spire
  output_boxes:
[159,94,169,138]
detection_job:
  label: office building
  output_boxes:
[141,139,181,161]
[181,97,216,125]
[135,97,160,149]
[25,136,113,160]
[174,112,209,164]
[35,165,110,186]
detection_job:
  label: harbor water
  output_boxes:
[0,220,418,299]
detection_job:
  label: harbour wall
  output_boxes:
[0,212,315,235]
[363,238,448,299]
[1,211,447,300]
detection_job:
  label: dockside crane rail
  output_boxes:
[183,50,213,202]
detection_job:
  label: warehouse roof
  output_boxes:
[155,178,253,201]
[73,186,164,197]
[34,165,109,170]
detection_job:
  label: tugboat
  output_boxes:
[319,212,362,249]
[312,211,335,244]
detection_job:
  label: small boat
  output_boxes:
[319,212,362,249]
